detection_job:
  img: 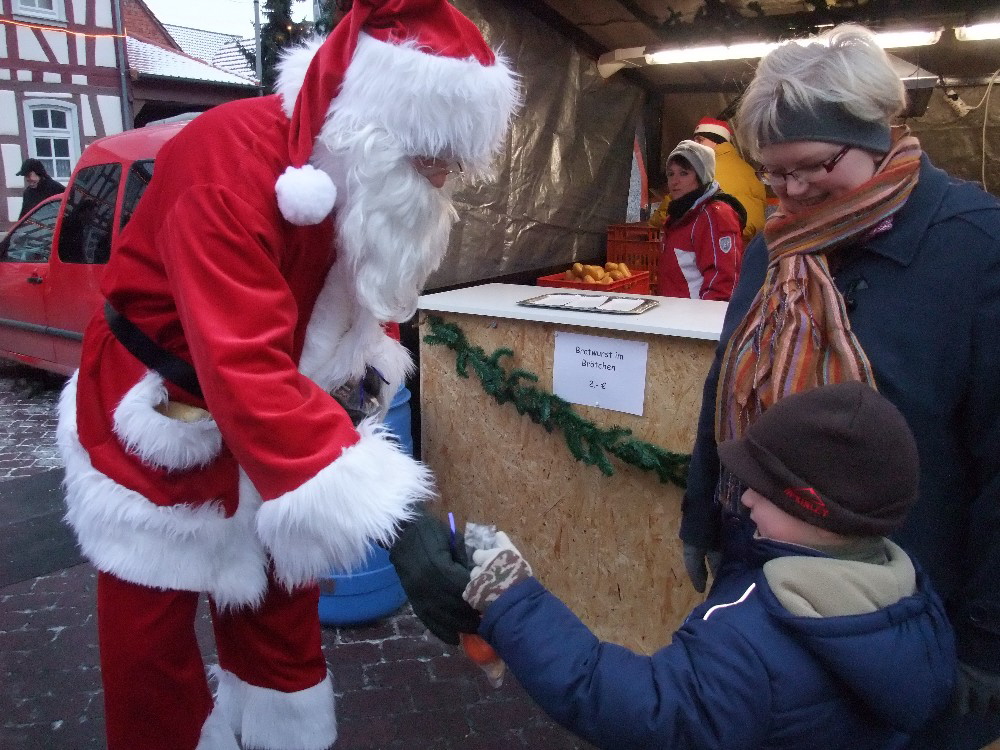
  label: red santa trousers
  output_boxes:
[97,570,332,750]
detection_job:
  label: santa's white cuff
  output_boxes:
[255,418,433,589]
[196,701,241,750]
[211,667,336,750]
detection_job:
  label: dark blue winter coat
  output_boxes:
[479,538,956,750]
[679,155,1000,674]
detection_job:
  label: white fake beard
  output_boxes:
[315,125,458,322]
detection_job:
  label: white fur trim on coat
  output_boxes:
[275,36,323,117]
[275,164,337,226]
[298,260,413,412]
[276,33,521,181]
[196,702,241,750]
[112,371,222,471]
[255,418,433,590]
[57,373,270,609]
[211,666,336,750]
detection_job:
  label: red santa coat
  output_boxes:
[58,94,428,608]
[657,189,743,301]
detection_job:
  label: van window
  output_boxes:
[120,159,155,230]
[58,162,121,265]
[1,199,60,263]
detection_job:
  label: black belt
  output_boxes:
[104,302,204,400]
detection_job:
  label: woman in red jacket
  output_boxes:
[657,140,745,300]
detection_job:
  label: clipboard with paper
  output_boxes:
[516,292,659,315]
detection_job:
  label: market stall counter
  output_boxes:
[417,283,726,653]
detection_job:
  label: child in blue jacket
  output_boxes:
[461,382,956,750]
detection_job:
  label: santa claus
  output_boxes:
[55,1,519,748]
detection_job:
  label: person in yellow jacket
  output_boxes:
[650,118,767,243]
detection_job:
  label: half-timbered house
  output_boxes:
[1,0,127,224]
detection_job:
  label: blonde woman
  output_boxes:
[679,24,1000,750]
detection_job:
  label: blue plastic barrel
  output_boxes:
[384,384,413,456]
[317,385,412,626]
[317,545,406,626]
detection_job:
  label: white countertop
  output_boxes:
[418,283,727,341]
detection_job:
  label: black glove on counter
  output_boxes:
[388,509,481,645]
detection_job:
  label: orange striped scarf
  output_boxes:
[715,132,922,462]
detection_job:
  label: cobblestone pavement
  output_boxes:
[0,365,63,481]
[0,361,592,750]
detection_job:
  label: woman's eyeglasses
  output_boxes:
[755,145,852,187]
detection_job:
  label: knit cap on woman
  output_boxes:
[667,140,716,186]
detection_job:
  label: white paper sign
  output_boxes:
[552,331,649,416]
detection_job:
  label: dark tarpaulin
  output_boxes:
[908,83,1000,195]
[424,0,645,290]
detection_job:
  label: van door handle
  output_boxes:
[27,274,43,284]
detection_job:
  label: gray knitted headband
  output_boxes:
[764,98,891,153]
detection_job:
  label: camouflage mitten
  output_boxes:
[462,532,533,613]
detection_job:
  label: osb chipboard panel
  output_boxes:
[418,311,718,654]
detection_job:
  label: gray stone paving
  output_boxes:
[0,368,62,481]
[0,361,591,749]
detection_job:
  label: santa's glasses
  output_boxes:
[411,156,463,179]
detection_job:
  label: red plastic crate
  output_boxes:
[536,270,651,295]
[606,222,661,294]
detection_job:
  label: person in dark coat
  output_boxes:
[17,158,64,217]
[457,383,955,750]
[678,23,1000,750]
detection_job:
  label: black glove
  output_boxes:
[388,509,481,645]
[682,543,723,594]
[330,366,387,426]
[954,661,1000,715]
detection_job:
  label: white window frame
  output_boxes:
[15,0,65,22]
[23,99,80,181]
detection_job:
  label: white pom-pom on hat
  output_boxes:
[275,164,337,226]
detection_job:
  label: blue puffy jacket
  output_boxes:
[479,537,956,750]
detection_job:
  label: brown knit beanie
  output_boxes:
[717,382,919,537]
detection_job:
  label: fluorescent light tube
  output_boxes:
[646,41,776,65]
[642,28,941,66]
[955,23,1000,42]
[873,29,942,48]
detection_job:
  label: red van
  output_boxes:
[0,120,187,376]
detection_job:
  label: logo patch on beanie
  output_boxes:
[784,487,828,517]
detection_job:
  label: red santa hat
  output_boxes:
[275,0,520,226]
[693,117,733,143]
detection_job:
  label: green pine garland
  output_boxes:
[423,316,691,488]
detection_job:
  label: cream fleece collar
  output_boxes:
[763,539,916,618]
